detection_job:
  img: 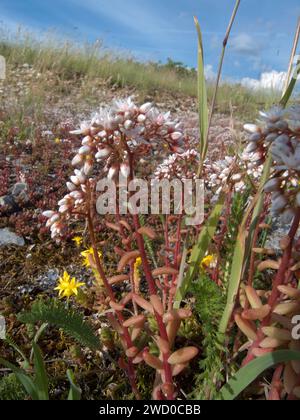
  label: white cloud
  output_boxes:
[204,64,215,80]
[231,33,260,55]
[241,70,287,91]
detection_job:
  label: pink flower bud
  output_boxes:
[72,154,83,166]
[140,102,152,113]
[50,214,60,224]
[78,145,91,155]
[82,135,92,145]
[137,114,146,123]
[98,130,107,138]
[95,148,110,160]
[66,182,77,191]
[83,160,93,176]
[42,210,55,218]
[170,132,182,141]
[74,169,86,184]
[70,175,80,186]
[124,120,133,130]
[59,205,69,213]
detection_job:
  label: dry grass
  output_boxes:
[0,31,282,117]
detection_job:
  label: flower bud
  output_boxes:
[66,182,77,191]
[72,154,83,166]
[170,132,182,141]
[140,102,152,113]
[95,148,110,160]
[78,145,91,155]
[137,114,146,123]
[168,346,199,365]
[42,210,55,218]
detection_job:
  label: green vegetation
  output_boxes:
[0,30,281,116]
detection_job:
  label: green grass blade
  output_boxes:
[219,350,300,400]
[32,343,49,400]
[4,334,30,368]
[219,221,246,334]
[194,16,209,161]
[243,154,272,266]
[280,57,300,107]
[0,358,39,400]
[67,370,82,400]
[219,188,261,334]
[174,195,224,309]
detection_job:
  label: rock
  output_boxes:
[11,182,27,197]
[265,216,300,253]
[0,195,19,214]
[0,228,25,247]
[11,182,29,203]
[0,183,29,215]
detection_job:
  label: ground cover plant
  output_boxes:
[1,1,300,401]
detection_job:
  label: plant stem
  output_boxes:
[86,205,141,399]
[242,208,300,366]
[126,148,174,399]
[132,213,174,399]
[197,0,241,176]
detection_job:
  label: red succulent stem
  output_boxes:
[168,214,183,311]
[242,208,300,366]
[86,185,140,400]
[132,213,174,399]
[125,146,174,400]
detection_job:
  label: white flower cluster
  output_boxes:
[243,105,300,220]
[154,149,199,180]
[70,97,184,180]
[43,98,185,240]
[205,155,263,197]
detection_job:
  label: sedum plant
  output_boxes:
[231,106,300,400]
[42,98,200,400]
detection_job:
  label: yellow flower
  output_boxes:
[133,257,142,274]
[72,236,83,247]
[54,271,85,299]
[200,255,216,270]
[54,138,61,144]
[81,247,102,268]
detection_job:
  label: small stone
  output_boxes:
[0,228,25,247]
[11,182,27,197]
[0,195,19,214]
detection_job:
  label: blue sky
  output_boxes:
[1,0,299,85]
